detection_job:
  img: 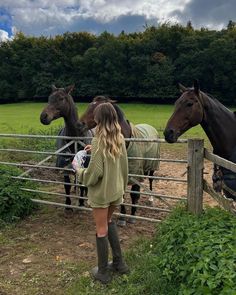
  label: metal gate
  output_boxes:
[0,133,189,223]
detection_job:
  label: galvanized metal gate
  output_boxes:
[0,133,189,223]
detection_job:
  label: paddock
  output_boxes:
[0,133,235,222]
[1,133,236,294]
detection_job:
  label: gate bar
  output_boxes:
[31,199,162,223]
[21,188,172,212]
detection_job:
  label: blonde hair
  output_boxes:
[94,102,123,160]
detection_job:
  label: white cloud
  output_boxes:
[0,0,234,36]
[0,29,12,42]
[0,0,191,36]
[78,0,191,22]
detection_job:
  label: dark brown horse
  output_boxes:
[81,96,160,226]
[40,85,93,211]
[164,80,236,200]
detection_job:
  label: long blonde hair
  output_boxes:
[94,102,123,160]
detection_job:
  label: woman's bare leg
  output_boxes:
[92,208,109,237]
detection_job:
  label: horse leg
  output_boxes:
[79,186,87,207]
[64,174,73,214]
[127,184,140,224]
[117,204,127,227]
[148,170,154,206]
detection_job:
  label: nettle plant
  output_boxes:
[151,207,236,295]
[0,164,38,223]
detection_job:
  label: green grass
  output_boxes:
[0,102,205,139]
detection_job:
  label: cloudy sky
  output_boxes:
[0,0,235,41]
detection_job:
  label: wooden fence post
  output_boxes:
[187,139,204,214]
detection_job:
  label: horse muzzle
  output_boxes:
[40,112,52,125]
[164,128,179,143]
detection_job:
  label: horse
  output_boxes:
[164,80,236,201]
[40,85,93,212]
[80,96,160,226]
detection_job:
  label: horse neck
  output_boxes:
[200,94,236,158]
[113,104,131,139]
[63,101,80,136]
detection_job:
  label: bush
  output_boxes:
[0,164,38,223]
[68,206,236,295]
[150,207,236,295]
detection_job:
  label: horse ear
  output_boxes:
[65,84,75,94]
[108,99,117,104]
[52,85,57,92]
[178,83,187,93]
[193,79,200,95]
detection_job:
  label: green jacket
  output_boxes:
[77,137,128,207]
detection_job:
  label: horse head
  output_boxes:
[164,80,205,143]
[80,95,116,129]
[40,85,76,125]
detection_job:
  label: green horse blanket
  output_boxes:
[127,123,160,183]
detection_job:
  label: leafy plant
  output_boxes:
[150,207,236,295]
[0,164,38,224]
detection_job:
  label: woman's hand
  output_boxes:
[84,145,92,152]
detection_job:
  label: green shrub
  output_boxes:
[0,164,38,223]
[150,207,236,295]
[68,207,236,295]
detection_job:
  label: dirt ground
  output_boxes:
[0,147,219,295]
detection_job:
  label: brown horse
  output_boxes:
[164,80,236,200]
[40,85,93,211]
[81,96,160,226]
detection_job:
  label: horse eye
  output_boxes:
[187,102,193,107]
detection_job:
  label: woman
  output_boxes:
[73,102,129,284]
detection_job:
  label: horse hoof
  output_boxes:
[146,200,154,207]
[117,219,126,227]
[64,208,73,217]
[127,217,136,224]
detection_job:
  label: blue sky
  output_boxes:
[0,0,235,41]
[0,8,12,37]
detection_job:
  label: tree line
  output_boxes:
[0,21,236,105]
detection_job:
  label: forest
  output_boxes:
[0,21,236,104]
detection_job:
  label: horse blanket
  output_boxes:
[221,147,236,201]
[127,123,160,183]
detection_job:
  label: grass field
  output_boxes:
[0,102,206,140]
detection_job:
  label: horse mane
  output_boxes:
[202,91,235,115]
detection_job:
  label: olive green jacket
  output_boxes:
[76,137,128,207]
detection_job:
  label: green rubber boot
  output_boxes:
[108,221,129,274]
[91,236,112,284]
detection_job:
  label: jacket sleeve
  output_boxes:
[76,138,103,186]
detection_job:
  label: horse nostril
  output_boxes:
[40,112,48,124]
[164,128,173,137]
[164,128,176,143]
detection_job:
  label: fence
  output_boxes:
[0,135,235,223]
[0,133,190,223]
[187,139,236,215]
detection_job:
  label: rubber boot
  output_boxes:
[91,236,112,284]
[108,221,129,274]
